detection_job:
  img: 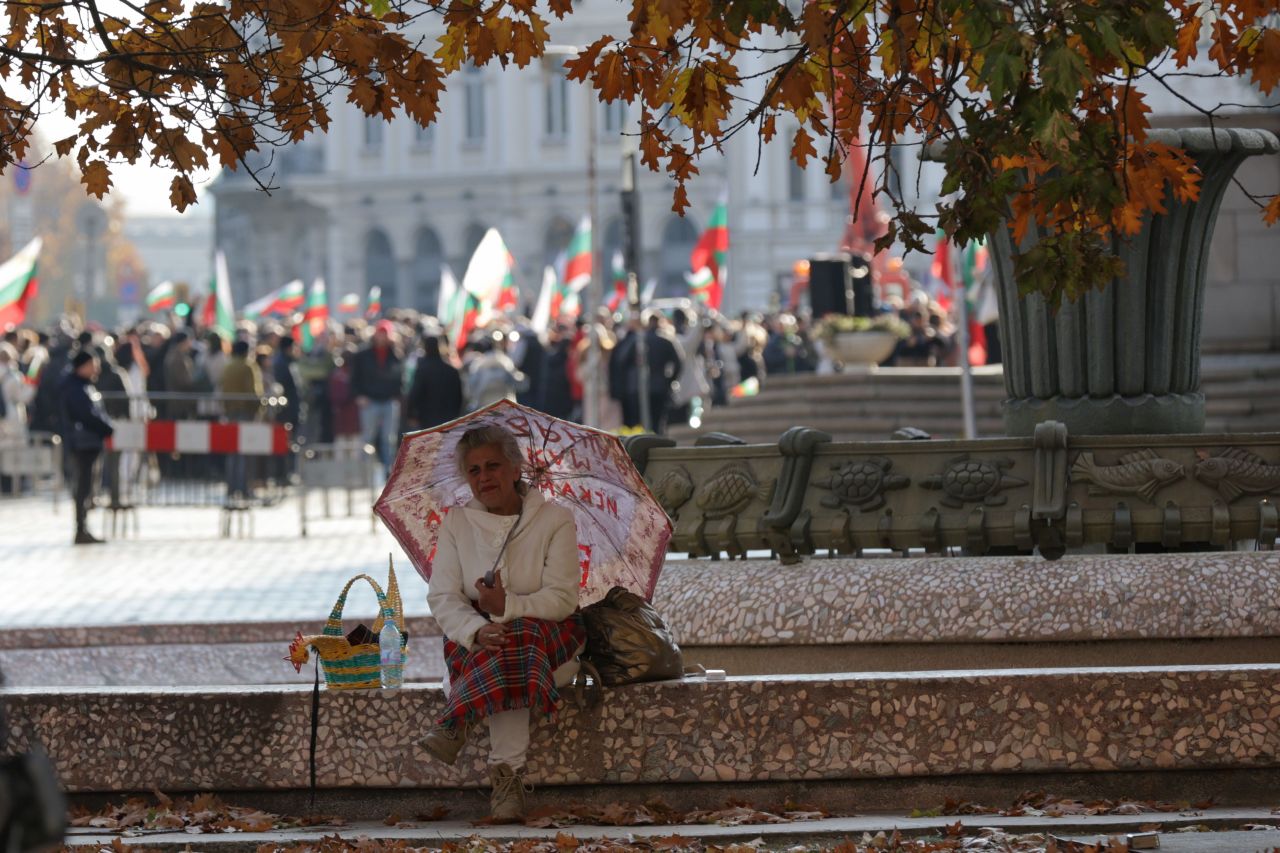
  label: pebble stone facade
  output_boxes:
[4,551,1280,686]
[4,665,1279,792]
[650,551,1280,646]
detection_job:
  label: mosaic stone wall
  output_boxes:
[7,551,1278,657]
[650,552,1280,646]
[5,665,1279,793]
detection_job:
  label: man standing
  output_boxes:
[162,329,196,419]
[351,320,403,473]
[643,314,682,435]
[219,340,264,501]
[58,350,114,544]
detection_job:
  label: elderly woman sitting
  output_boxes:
[419,424,584,821]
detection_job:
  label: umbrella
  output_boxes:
[374,399,672,606]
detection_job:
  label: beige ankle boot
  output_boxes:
[417,723,467,765]
[488,762,529,822]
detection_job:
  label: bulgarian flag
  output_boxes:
[563,217,592,293]
[461,228,518,339]
[242,279,304,319]
[145,280,176,312]
[201,251,236,340]
[301,278,329,351]
[606,250,627,313]
[366,286,382,318]
[689,193,728,310]
[530,265,558,335]
[961,240,993,367]
[0,237,42,328]
[338,293,360,314]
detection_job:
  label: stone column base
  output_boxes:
[1003,392,1205,436]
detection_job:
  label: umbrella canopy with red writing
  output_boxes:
[374,399,672,605]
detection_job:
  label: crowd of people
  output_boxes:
[0,285,996,541]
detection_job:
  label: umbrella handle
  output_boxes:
[482,506,524,589]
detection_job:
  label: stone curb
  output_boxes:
[62,808,1280,851]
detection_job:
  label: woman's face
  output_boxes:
[463,443,521,513]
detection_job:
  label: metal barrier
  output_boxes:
[0,431,63,508]
[297,438,379,537]
[100,392,295,538]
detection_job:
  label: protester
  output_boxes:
[273,335,303,430]
[465,333,526,412]
[220,339,264,501]
[404,335,463,431]
[58,350,114,544]
[350,319,404,471]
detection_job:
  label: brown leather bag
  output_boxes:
[580,586,684,687]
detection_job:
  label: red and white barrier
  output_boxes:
[106,421,292,456]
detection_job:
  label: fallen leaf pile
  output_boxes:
[513,797,830,829]
[68,791,346,835]
[240,828,1157,853]
[911,791,1215,819]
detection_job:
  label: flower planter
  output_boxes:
[829,330,900,366]
[984,127,1280,436]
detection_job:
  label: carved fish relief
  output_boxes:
[650,466,694,518]
[1070,449,1186,503]
[1194,447,1280,502]
[695,463,775,519]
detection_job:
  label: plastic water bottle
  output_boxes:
[379,619,404,689]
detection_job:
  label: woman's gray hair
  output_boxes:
[455,424,524,478]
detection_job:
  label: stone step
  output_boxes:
[669,356,1280,443]
[9,552,1278,687]
[7,664,1279,796]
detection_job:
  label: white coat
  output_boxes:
[427,486,579,650]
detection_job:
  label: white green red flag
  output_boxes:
[243,279,304,319]
[145,280,176,312]
[606,250,627,313]
[201,251,236,340]
[460,228,518,343]
[562,217,592,293]
[0,237,42,328]
[301,278,328,352]
[530,265,557,335]
[338,293,360,314]
[961,240,994,366]
[689,194,728,310]
[366,286,382,318]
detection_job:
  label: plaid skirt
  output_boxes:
[438,614,586,730]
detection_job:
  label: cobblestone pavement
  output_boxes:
[0,495,430,629]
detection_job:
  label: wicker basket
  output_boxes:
[287,560,407,689]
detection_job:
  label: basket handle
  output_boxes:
[323,574,394,638]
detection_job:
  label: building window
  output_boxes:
[363,114,384,150]
[464,65,486,144]
[602,100,626,134]
[413,121,435,150]
[787,140,806,202]
[544,66,569,140]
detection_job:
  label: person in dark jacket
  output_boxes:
[642,314,682,435]
[59,350,114,544]
[541,325,576,420]
[350,320,404,472]
[403,335,463,431]
[273,335,303,429]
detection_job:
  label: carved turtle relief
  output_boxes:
[814,457,909,512]
[922,455,1027,508]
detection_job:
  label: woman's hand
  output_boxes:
[475,570,506,617]
[474,622,510,652]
